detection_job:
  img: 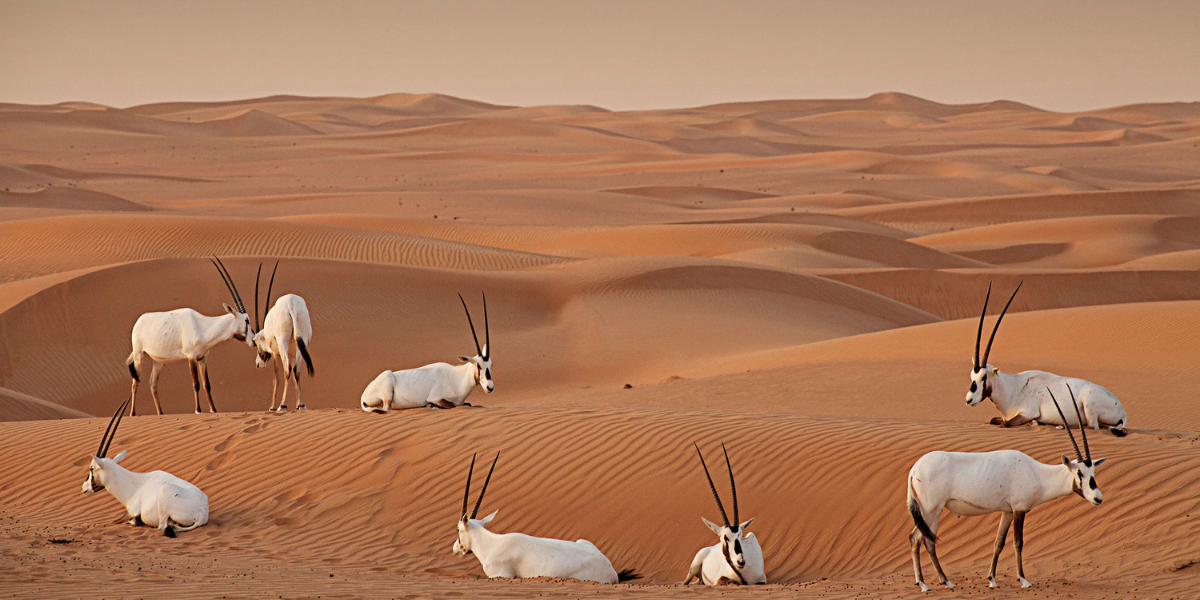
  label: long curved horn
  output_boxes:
[981,281,1022,368]
[264,260,279,325]
[458,293,482,357]
[461,453,476,520]
[975,283,991,370]
[694,442,730,527]
[1048,388,1083,463]
[471,451,500,519]
[1067,384,1091,462]
[210,256,246,313]
[722,443,738,526]
[253,262,263,330]
[482,291,489,359]
[98,398,130,458]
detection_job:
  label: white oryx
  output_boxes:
[453,452,636,583]
[681,443,766,586]
[82,398,209,537]
[249,261,315,412]
[125,257,257,415]
[908,386,1107,591]
[361,292,492,413]
[967,282,1128,436]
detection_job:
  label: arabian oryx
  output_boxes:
[453,452,636,583]
[249,261,315,411]
[908,385,1108,591]
[82,398,209,537]
[125,257,257,415]
[967,282,1128,436]
[681,443,766,586]
[360,293,492,413]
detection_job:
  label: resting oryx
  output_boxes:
[82,398,209,537]
[453,452,635,583]
[967,282,1127,436]
[360,292,492,413]
[249,261,315,411]
[908,385,1108,591]
[125,257,257,415]
[681,443,766,586]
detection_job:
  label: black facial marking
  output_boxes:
[970,382,977,392]
[485,368,491,380]
[1089,478,1097,490]
[734,538,743,555]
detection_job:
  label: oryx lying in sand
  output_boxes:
[361,293,492,413]
[681,443,766,586]
[908,385,1107,591]
[249,261,315,411]
[82,398,209,537]
[967,282,1128,436]
[453,452,636,583]
[125,257,256,415]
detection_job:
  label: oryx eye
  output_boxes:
[969,382,977,392]
[734,539,742,554]
[1089,478,1097,490]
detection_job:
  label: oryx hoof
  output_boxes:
[989,417,1004,425]
[1019,577,1032,588]
[194,410,202,415]
[988,578,998,588]
[276,405,287,412]
[943,581,954,589]
[297,404,306,411]
[918,582,931,593]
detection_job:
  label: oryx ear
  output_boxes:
[702,517,722,534]
[479,510,497,526]
[738,517,755,532]
[1092,457,1107,468]
[223,303,238,315]
[1062,454,1074,468]
[113,450,127,463]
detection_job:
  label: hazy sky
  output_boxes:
[2,0,1197,111]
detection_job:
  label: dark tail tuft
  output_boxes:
[617,568,639,582]
[1110,426,1128,437]
[297,338,314,377]
[910,498,936,542]
[163,525,176,538]
[127,360,139,382]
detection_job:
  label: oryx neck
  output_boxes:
[203,312,242,344]
[1035,461,1077,505]
[466,520,502,559]
[99,461,149,506]
[719,538,747,585]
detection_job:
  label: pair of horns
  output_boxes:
[1048,385,1092,464]
[695,442,738,529]
[211,256,249,316]
[96,397,131,458]
[461,452,500,521]
[974,281,1023,370]
[253,260,280,331]
[458,292,489,359]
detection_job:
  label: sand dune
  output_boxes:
[1,92,1199,598]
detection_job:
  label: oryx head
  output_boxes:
[251,260,280,367]
[1049,385,1107,506]
[211,256,256,346]
[967,281,1022,406]
[82,398,130,495]
[456,292,493,393]
[453,451,500,557]
[695,443,755,574]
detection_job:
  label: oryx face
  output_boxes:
[460,347,493,393]
[453,512,497,557]
[1065,456,1107,505]
[704,517,755,570]
[82,451,125,494]
[454,452,500,559]
[966,364,995,406]
[225,304,255,345]
[252,331,273,368]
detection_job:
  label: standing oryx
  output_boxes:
[82,398,209,537]
[249,261,315,412]
[125,257,257,415]
[967,282,1128,436]
[453,452,635,583]
[908,385,1108,591]
[681,443,766,586]
[361,292,492,413]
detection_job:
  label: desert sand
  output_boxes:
[1,92,1198,598]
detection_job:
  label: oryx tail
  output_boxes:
[908,473,936,542]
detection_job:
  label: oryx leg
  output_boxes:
[149,361,164,416]
[276,341,292,411]
[992,415,1033,428]
[680,549,707,585]
[268,357,281,411]
[129,352,142,416]
[291,355,306,410]
[988,511,1014,588]
[1013,511,1031,588]
[911,527,930,592]
[188,359,202,415]
[431,399,456,409]
[199,358,217,413]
